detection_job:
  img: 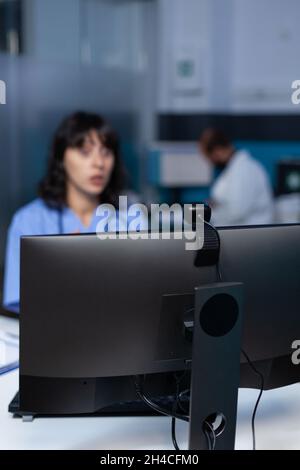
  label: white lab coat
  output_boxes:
[210,150,274,226]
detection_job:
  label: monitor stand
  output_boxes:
[188,282,244,450]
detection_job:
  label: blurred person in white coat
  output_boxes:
[199,129,274,226]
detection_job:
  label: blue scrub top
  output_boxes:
[3,197,144,312]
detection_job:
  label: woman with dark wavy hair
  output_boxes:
[3,111,126,312]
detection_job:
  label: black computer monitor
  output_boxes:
[13,224,300,448]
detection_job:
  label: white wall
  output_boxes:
[157,0,300,113]
[231,0,300,112]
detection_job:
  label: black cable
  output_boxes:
[177,389,216,449]
[184,222,222,323]
[177,389,190,414]
[172,393,216,451]
[203,219,223,282]
[203,420,216,450]
[171,417,180,450]
[134,375,189,422]
[216,262,223,282]
[204,429,211,450]
[242,349,264,450]
[135,375,216,451]
[171,373,185,450]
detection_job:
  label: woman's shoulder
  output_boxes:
[12,198,48,219]
[10,198,54,232]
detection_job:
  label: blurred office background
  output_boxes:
[1,0,300,275]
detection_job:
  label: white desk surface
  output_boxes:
[1,316,300,450]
